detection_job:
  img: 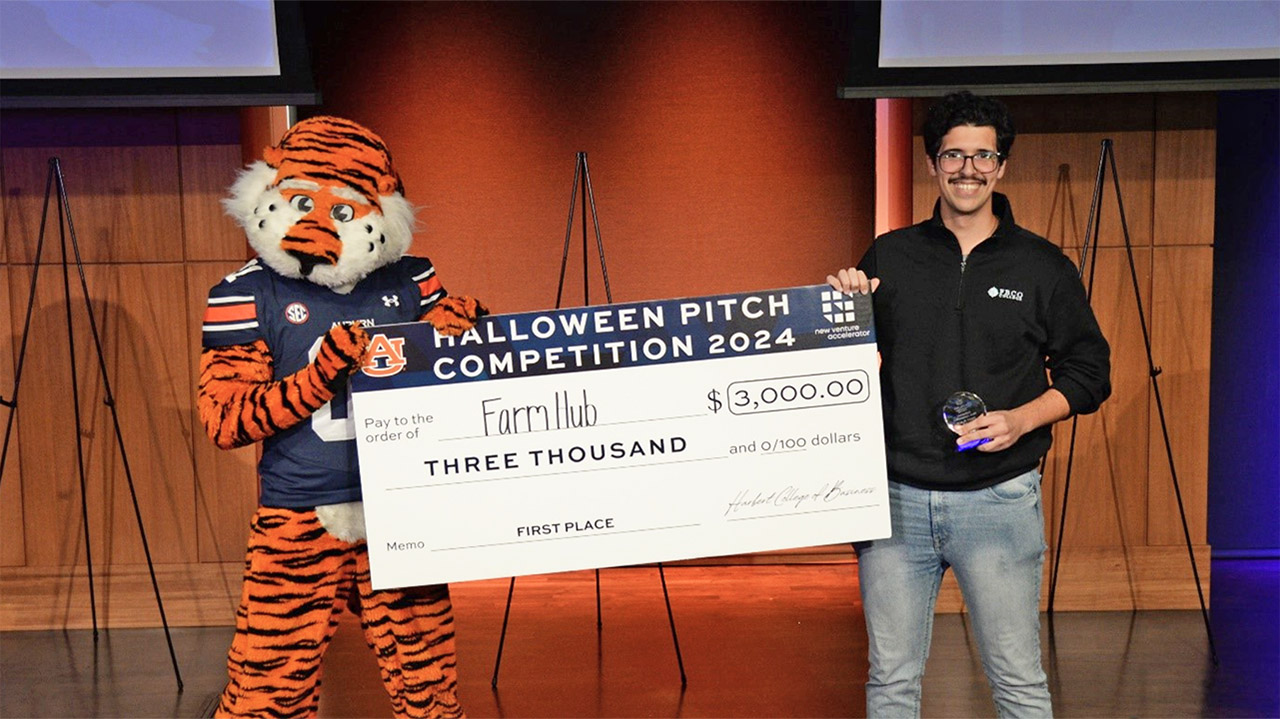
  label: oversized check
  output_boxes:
[350,285,889,589]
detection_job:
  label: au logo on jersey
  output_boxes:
[362,334,407,377]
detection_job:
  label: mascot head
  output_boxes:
[222,116,416,293]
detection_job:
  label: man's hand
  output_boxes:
[826,267,880,295]
[955,389,1071,453]
[955,410,1030,453]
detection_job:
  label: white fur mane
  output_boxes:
[222,161,418,291]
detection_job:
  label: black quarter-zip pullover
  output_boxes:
[859,193,1111,491]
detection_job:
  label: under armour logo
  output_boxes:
[382,295,401,307]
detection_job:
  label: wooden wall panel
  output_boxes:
[1,195,16,567]
[0,265,26,566]
[177,112,251,263]
[2,144,184,265]
[1,184,7,261]
[1153,94,1217,247]
[1147,246,1212,545]
[1002,94,1157,250]
[89,263,199,564]
[186,263,258,563]
[1042,248,1152,549]
[178,146,246,262]
[176,110,259,561]
[7,264,198,567]
[1,108,253,629]
[7,264,94,569]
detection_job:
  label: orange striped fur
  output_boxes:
[216,508,463,719]
[423,296,489,337]
[198,324,369,449]
[264,116,404,201]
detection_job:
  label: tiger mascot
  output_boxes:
[199,116,483,718]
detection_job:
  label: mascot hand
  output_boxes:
[424,295,489,337]
[314,322,371,387]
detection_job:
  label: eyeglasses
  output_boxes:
[935,150,1002,174]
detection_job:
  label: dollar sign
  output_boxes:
[707,388,722,413]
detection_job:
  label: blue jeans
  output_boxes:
[856,471,1051,718]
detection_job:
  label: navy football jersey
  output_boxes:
[203,256,445,508]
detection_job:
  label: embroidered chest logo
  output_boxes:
[284,301,310,324]
[362,334,407,377]
[987,286,1024,302]
[382,295,401,308]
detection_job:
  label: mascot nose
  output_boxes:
[287,250,323,277]
[280,217,343,276]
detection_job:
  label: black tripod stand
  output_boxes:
[1046,139,1218,666]
[0,158,184,690]
[489,152,688,689]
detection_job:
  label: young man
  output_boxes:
[828,91,1111,716]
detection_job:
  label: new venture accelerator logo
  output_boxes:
[820,289,857,324]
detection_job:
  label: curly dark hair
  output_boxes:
[921,91,1015,163]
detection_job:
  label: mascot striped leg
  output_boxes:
[216,509,463,719]
[355,573,463,717]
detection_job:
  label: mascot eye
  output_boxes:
[290,195,315,213]
[331,204,355,222]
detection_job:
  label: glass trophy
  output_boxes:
[942,391,992,452]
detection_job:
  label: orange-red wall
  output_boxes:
[302,1,875,313]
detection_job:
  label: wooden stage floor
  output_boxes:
[1,560,1276,718]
